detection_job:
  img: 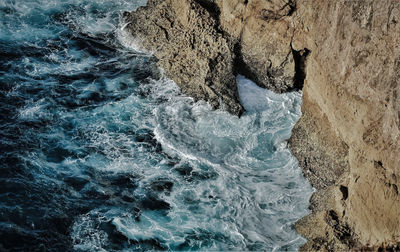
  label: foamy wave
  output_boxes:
[1,0,313,249]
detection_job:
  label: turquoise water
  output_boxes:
[0,0,313,250]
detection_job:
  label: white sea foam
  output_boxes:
[2,0,313,249]
[18,98,53,121]
[64,74,312,250]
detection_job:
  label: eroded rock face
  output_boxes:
[123,0,302,115]
[289,0,400,250]
[123,0,243,115]
[218,0,298,92]
[235,0,400,249]
[124,0,400,250]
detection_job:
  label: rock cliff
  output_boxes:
[289,0,400,250]
[123,0,400,250]
[123,0,305,115]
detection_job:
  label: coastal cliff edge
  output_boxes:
[123,0,400,250]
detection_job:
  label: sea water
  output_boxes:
[0,0,313,250]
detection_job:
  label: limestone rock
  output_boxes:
[123,0,300,115]
[124,0,243,115]
[290,0,400,250]
[124,0,400,250]
[240,15,296,92]
[218,0,298,92]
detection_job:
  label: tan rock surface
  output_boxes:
[124,0,302,116]
[123,0,244,115]
[290,0,400,249]
[218,0,299,92]
[124,0,400,250]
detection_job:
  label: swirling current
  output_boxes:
[0,0,314,251]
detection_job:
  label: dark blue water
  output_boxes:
[0,0,313,251]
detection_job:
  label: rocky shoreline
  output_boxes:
[123,0,307,116]
[124,0,400,250]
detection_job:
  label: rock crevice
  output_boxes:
[291,47,309,90]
